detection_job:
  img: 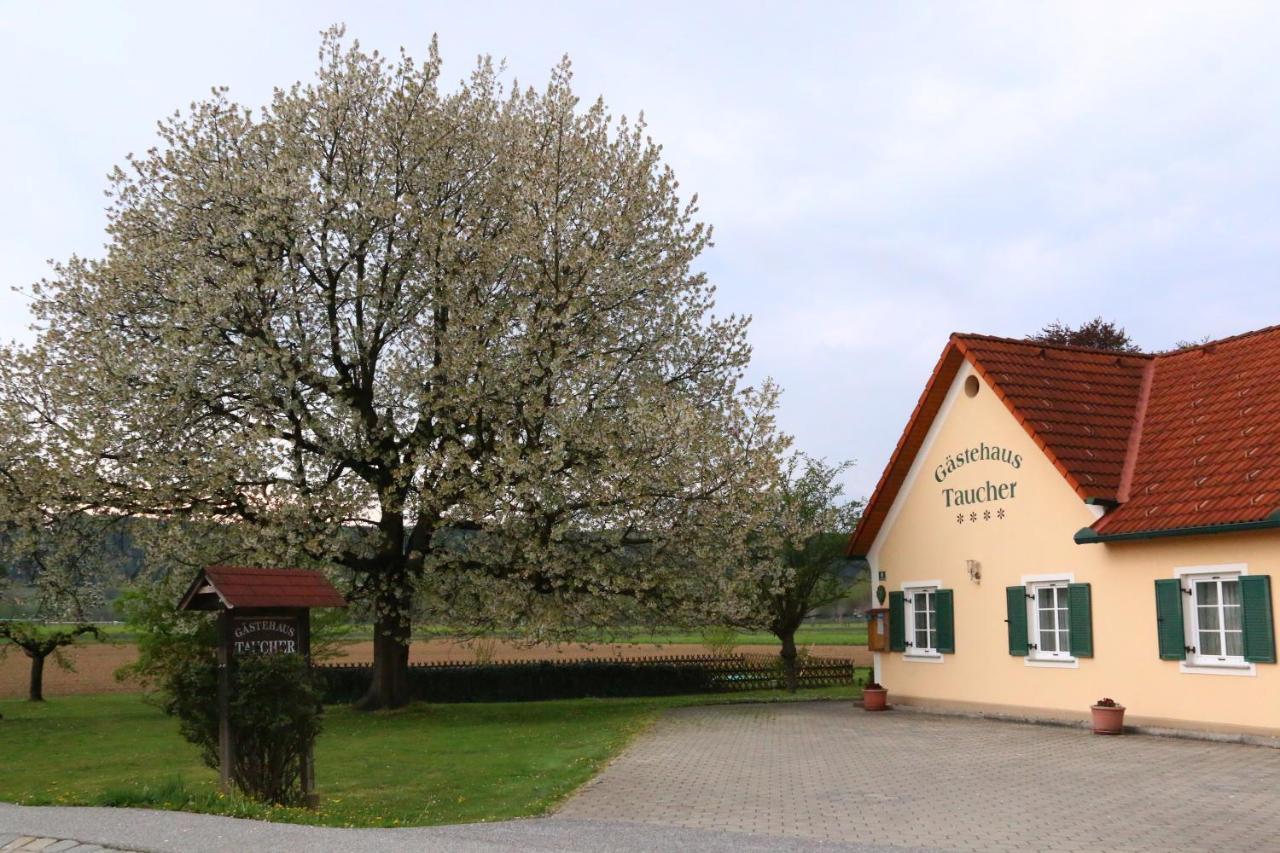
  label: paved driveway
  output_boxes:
[0,807,900,853]
[6,701,1280,852]
[558,701,1280,852]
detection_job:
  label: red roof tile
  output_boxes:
[180,565,347,610]
[954,335,1150,500]
[1090,326,1280,537]
[848,325,1280,553]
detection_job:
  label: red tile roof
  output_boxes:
[953,335,1151,500]
[848,325,1280,553]
[180,565,347,610]
[1089,326,1280,538]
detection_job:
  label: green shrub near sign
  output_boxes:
[163,653,324,806]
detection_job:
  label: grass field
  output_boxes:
[0,686,860,827]
[70,620,868,647]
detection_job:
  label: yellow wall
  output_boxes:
[870,361,1280,735]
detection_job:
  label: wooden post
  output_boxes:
[299,608,318,807]
[216,610,234,794]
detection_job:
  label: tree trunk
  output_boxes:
[779,630,799,693]
[28,652,46,702]
[357,579,413,710]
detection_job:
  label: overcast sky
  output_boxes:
[4,1,1280,498]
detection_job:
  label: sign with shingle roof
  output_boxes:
[178,565,347,611]
[176,565,344,804]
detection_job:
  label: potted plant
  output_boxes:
[1090,697,1125,735]
[863,681,888,712]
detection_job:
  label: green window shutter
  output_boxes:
[1240,575,1276,664]
[1005,586,1028,656]
[1154,578,1186,661]
[935,589,955,654]
[1067,583,1093,658]
[888,591,906,652]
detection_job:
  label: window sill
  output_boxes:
[1180,660,1256,677]
[1024,656,1079,669]
[903,651,944,664]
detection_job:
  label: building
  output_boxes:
[847,326,1280,736]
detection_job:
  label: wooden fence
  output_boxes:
[317,653,865,697]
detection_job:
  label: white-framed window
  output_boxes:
[1190,575,1244,661]
[1030,581,1072,661]
[1177,565,1251,673]
[911,587,937,652]
[903,582,941,659]
[1011,573,1085,668]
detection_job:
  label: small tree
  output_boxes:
[0,621,102,701]
[1028,317,1141,352]
[0,407,118,702]
[726,455,863,691]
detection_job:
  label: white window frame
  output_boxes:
[902,580,943,662]
[1175,564,1256,677]
[1021,573,1078,669]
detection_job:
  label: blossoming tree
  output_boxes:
[9,29,786,709]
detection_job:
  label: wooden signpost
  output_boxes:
[178,565,346,805]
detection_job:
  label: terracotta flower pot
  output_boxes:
[863,686,888,712]
[1090,703,1125,735]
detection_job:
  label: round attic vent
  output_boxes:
[964,375,981,397]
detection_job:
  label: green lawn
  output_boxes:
[0,686,859,827]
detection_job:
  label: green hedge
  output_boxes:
[318,660,729,704]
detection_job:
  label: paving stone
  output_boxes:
[0,841,117,853]
[556,701,1280,852]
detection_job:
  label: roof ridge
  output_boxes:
[954,322,1280,360]
[1155,322,1280,359]
[951,332,1155,359]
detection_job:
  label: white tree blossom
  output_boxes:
[9,29,787,708]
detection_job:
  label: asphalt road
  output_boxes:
[0,805,919,853]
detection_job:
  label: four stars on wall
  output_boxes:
[956,507,1007,525]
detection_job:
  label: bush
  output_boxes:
[163,653,324,806]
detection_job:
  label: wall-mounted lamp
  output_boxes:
[967,559,981,584]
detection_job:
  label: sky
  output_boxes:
[4,1,1280,499]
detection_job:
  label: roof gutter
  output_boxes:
[1074,509,1280,544]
